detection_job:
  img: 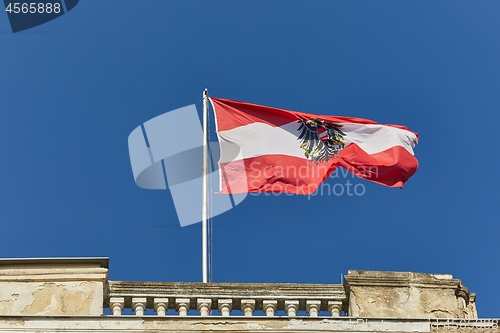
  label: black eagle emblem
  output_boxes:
[297,118,346,163]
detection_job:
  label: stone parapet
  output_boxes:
[0,258,481,320]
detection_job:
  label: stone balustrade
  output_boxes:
[105,281,347,317]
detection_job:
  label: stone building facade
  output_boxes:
[0,257,496,333]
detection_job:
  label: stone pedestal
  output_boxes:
[344,270,477,318]
[0,258,108,316]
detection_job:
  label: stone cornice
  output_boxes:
[0,257,108,268]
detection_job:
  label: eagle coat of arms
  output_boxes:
[297,118,346,164]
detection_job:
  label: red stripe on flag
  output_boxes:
[337,144,418,188]
[217,145,418,194]
[211,97,417,138]
[212,97,298,131]
[218,154,335,195]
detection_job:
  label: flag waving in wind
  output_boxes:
[211,97,418,195]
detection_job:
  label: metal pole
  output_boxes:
[202,88,209,283]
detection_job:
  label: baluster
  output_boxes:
[218,299,232,317]
[284,300,299,317]
[328,301,342,317]
[132,297,147,316]
[154,298,169,316]
[241,299,255,316]
[109,297,124,316]
[306,300,321,317]
[176,298,190,316]
[262,300,277,317]
[197,298,212,316]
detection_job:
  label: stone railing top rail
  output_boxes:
[107,281,346,299]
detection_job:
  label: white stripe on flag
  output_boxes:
[217,121,417,164]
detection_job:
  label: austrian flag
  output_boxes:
[211,97,418,195]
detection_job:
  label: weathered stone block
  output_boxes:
[344,270,477,319]
[0,258,108,316]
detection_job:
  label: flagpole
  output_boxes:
[202,88,209,283]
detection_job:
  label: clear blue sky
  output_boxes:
[1,1,499,317]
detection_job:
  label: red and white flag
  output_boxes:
[211,97,418,195]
